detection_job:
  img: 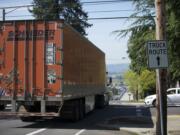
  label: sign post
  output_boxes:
[147,40,168,135]
[154,0,168,135]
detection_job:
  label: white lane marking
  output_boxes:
[75,129,86,135]
[26,128,47,135]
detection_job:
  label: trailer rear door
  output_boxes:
[0,20,63,101]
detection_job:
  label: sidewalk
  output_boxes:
[122,115,180,135]
[109,100,145,107]
[99,115,180,135]
[99,101,180,135]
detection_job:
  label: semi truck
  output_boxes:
[0,20,108,121]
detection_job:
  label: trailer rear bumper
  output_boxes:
[0,112,59,117]
[0,96,63,102]
[0,96,64,116]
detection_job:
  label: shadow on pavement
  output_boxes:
[15,104,154,131]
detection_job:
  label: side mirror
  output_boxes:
[109,77,112,84]
[107,77,112,86]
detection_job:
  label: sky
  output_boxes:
[0,0,135,65]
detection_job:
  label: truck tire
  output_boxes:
[0,105,5,110]
[73,105,79,121]
[72,100,81,122]
[61,99,83,121]
[95,95,105,108]
[79,99,85,120]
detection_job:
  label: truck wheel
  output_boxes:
[95,95,105,108]
[0,105,5,110]
[79,99,85,120]
[106,100,109,106]
[72,101,80,121]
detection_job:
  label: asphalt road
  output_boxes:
[1,102,180,135]
[111,99,180,115]
[0,104,138,135]
[148,105,180,116]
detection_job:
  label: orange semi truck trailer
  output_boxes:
[0,20,108,121]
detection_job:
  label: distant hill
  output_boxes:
[107,63,129,73]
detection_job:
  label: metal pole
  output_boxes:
[2,9,5,21]
[155,0,167,134]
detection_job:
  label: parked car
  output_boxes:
[144,88,180,107]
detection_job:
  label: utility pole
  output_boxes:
[155,0,167,135]
[2,9,5,21]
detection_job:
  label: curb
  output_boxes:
[98,122,180,135]
[151,115,180,118]
[97,123,140,135]
[98,115,180,135]
[97,116,155,135]
[97,123,154,135]
[106,116,153,125]
[167,115,180,118]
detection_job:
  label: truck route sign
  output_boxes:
[147,40,168,68]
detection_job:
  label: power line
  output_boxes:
[3,9,135,16]
[0,5,32,9]
[88,9,134,13]
[5,7,19,14]
[81,0,132,3]
[1,15,154,20]
[0,0,133,9]
[88,16,155,20]
[0,0,136,21]
[81,0,132,5]
[2,14,35,18]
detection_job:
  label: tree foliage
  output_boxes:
[124,69,156,99]
[166,0,180,82]
[116,0,180,86]
[139,69,156,94]
[124,70,139,93]
[127,27,155,73]
[29,0,92,36]
[114,0,155,74]
[124,70,139,100]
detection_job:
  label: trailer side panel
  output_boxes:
[63,24,106,98]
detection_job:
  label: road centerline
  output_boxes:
[26,128,47,135]
[75,129,86,135]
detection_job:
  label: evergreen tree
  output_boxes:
[166,0,180,84]
[115,0,180,86]
[114,0,155,74]
[29,0,92,36]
